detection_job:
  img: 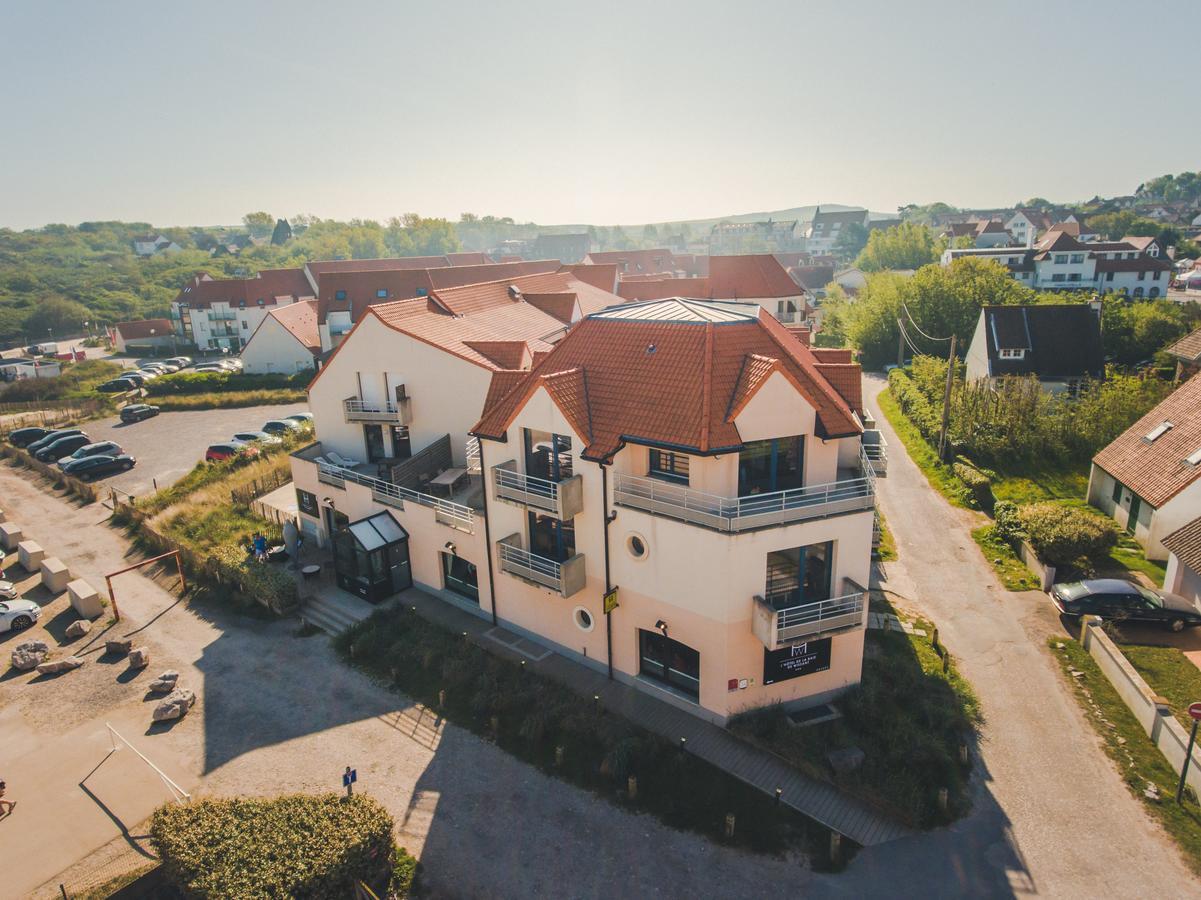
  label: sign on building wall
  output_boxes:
[296,488,319,518]
[763,638,832,685]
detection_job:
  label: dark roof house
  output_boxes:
[966,304,1104,385]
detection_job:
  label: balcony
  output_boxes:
[343,396,413,425]
[862,429,888,476]
[614,470,873,532]
[497,533,586,597]
[752,588,866,649]
[492,460,583,520]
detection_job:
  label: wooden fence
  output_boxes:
[0,444,98,504]
[230,467,291,507]
[0,399,107,430]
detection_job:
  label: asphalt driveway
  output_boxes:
[71,402,308,498]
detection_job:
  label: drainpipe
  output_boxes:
[601,461,614,680]
[477,438,499,626]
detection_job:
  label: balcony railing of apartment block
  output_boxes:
[752,582,867,649]
[465,437,482,474]
[615,450,875,532]
[492,460,583,520]
[313,459,475,533]
[343,396,413,425]
[861,429,888,476]
[497,533,586,597]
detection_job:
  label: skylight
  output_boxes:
[1186,447,1201,467]
[1144,421,1173,443]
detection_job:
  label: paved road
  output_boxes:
[74,402,308,497]
[855,373,1198,897]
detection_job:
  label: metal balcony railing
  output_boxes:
[497,534,586,597]
[313,459,474,532]
[343,396,412,425]
[492,460,583,519]
[752,590,866,649]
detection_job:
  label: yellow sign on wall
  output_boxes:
[603,586,619,614]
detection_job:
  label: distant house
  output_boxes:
[531,233,591,263]
[1088,375,1201,559]
[964,304,1103,393]
[113,318,175,353]
[132,234,182,257]
[0,358,61,381]
[1165,326,1201,381]
[584,248,679,276]
[805,208,870,255]
[1163,518,1201,605]
[944,220,1013,249]
[240,300,321,374]
[708,219,803,253]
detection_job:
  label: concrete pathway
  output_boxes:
[856,373,1198,897]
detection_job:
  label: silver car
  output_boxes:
[0,596,41,633]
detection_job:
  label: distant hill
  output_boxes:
[540,204,896,236]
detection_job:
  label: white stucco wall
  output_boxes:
[240,317,317,374]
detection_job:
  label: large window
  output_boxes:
[441,553,479,603]
[529,512,575,562]
[363,424,386,462]
[738,436,804,495]
[764,542,833,610]
[524,429,572,482]
[638,629,700,699]
[648,449,690,484]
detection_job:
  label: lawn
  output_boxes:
[988,462,1090,506]
[971,525,1038,591]
[730,603,980,829]
[1122,645,1201,731]
[875,509,898,562]
[1050,638,1201,873]
[876,388,972,508]
[1108,537,1169,585]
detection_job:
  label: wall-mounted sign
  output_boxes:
[603,586,619,614]
[763,638,832,685]
[296,488,319,517]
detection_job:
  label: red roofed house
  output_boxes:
[112,318,176,354]
[465,297,875,723]
[1088,375,1201,559]
[239,299,321,374]
[583,248,681,276]
[171,269,314,351]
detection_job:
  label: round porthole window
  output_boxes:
[626,533,649,560]
[573,607,595,632]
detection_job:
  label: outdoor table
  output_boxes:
[429,467,468,498]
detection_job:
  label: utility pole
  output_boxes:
[896,321,905,367]
[937,334,958,462]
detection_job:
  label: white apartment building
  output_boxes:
[171,269,313,352]
[805,208,870,255]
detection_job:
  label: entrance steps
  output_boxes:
[301,590,374,636]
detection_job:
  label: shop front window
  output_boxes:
[639,629,700,699]
[764,542,833,610]
[441,552,479,603]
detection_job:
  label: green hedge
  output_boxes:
[992,500,1025,545]
[150,794,403,899]
[952,461,993,511]
[145,370,311,396]
[1019,502,1118,567]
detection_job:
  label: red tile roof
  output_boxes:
[173,268,313,308]
[708,255,801,299]
[114,318,173,340]
[1093,375,1201,507]
[561,263,618,292]
[472,299,861,461]
[523,292,578,324]
[266,300,320,353]
[445,252,494,266]
[1163,517,1201,573]
[585,249,679,275]
[462,340,530,369]
[1166,326,1201,364]
[618,277,711,301]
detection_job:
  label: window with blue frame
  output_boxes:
[335,290,347,301]
[764,542,832,610]
[738,436,804,495]
[648,449,689,484]
[523,428,572,482]
[528,512,575,562]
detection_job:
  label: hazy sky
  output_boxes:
[2,1,1197,230]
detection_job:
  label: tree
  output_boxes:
[270,218,292,246]
[855,222,938,271]
[832,222,869,261]
[1021,197,1051,208]
[24,295,91,338]
[642,224,659,244]
[1100,295,1191,366]
[242,212,275,238]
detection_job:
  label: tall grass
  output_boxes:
[152,389,306,411]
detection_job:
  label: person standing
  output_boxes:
[0,779,15,815]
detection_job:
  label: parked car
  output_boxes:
[34,433,91,461]
[27,428,85,455]
[1050,579,1201,632]
[224,358,244,370]
[8,426,52,447]
[120,403,160,423]
[62,454,136,479]
[97,378,138,393]
[232,430,282,446]
[0,579,16,599]
[132,369,159,379]
[192,364,227,373]
[284,412,314,426]
[205,441,259,463]
[0,597,41,633]
[165,356,193,368]
[57,440,122,467]
[261,419,301,436]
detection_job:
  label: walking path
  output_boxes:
[388,587,912,847]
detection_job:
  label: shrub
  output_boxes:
[150,794,395,899]
[209,543,299,614]
[992,500,1025,545]
[1019,502,1118,566]
[953,460,993,510]
[145,370,311,396]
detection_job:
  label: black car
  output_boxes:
[97,378,138,393]
[27,428,85,454]
[56,440,122,467]
[120,403,160,423]
[1050,578,1201,632]
[8,426,52,448]
[62,454,135,480]
[34,433,91,462]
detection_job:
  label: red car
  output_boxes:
[205,441,260,463]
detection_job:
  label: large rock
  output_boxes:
[64,619,92,640]
[36,656,84,676]
[128,647,150,670]
[105,638,132,656]
[11,640,49,671]
[147,671,179,693]
[152,688,196,722]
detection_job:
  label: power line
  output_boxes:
[896,319,925,358]
[900,300,952,343]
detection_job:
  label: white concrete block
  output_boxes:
[17,540,45,571]
[40,556,71,594]
[67,578,104,620]
[0,522,22,551]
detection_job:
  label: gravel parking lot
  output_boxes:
[69,402,308,498]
